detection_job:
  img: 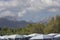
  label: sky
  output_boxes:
[0,0,60,22]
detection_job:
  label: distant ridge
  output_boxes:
[0,18,31,28]
[0,16,52,28]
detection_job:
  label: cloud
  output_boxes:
[0,0,60,12]
[0,11,15,18]
[0,0,60,22]
[21,0,60,12]
[48,8,59,12]
[0,8,5,11]
[0,0,18,7]
[18,10,26,17]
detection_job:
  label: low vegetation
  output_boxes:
[0,15,60,35]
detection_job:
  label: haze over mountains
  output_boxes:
[0,16,50,28]
[0,18,32,28]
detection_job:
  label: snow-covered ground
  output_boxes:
[0,33,60,40]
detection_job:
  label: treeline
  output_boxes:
[0,15,60,35]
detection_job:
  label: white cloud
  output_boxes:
[0,0,60,22]
[0,11,15,18]
[0,8,5,11]
[0,0,60,12]
[0,0,18,7]
[18,10,26,17]
[48,8,59,12]
[24,0,60,12]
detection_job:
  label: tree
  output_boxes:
[44,16,60,34]
[26,23,44,34]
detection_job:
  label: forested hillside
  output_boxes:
[0,15,60,35]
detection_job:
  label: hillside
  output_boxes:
[0,18,31,28]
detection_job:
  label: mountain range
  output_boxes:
[0,18,32,28]
[0,16,50,28]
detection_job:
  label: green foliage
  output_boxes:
[0,15,60,35]
[44,16,60,34]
